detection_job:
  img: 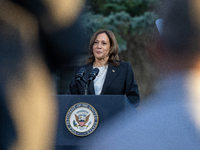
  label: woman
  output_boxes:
[68,29,140,107]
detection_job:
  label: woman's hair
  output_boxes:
[86,29,120,67]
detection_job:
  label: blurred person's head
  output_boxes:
[9,0,88,72]
[0,0,87,150]
[155,0,200,73]
[87,29,120,67]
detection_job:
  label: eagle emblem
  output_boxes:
[75,114,90,127]
[72,109,92,130]
[65,102,99,136]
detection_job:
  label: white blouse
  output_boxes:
[93,65,108,95]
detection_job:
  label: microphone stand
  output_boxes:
[85,80,92,95]
[76,76,87,95]
[80,79,87,95]
[84,83,88,95]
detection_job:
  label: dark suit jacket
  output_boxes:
[68,61,140,107]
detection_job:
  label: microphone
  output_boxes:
[76,67,86,82]
[88,68,99,81]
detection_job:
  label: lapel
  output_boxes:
[84,63,95,95]
[100,63,120,95]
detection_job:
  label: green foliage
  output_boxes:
[89,0,158,16]
[83,0,159,52]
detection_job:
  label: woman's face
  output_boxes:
[93,33,110,60]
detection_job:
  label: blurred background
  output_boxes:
[55,0,160,109]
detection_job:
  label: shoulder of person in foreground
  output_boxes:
[79,91,199,150]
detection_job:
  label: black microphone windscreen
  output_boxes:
[92,68,99,75]
[76,67,86,81]
[88,68,99,81]
[79,67,86,73]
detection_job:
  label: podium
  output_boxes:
[55,95,136,149]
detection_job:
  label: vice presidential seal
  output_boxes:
[65,102,99,136]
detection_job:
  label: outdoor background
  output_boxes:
[54,0,161,109]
